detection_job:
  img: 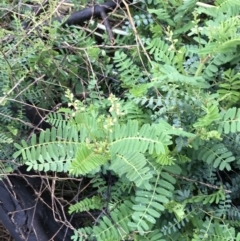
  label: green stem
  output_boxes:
[195,55,211,76]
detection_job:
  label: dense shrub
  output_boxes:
[1,0,240,240]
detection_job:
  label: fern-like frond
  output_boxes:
[69,144,109,175]
[174,0,197,24]
[0,131,13,144]
[193,103,220,128]
[214,194,232,217]
[110,120,172,155]
[215,0,240,14]
[196,14,240,55]
[199,39,240,55]
[47,112,68,127]
[148,8,174,26]
[13,125,80,172]
[157,120,195,138]
[151,64,210,89]
[90,174,108,195]
[226,206,240,224]
[160,213,190,236]
[218,107,240,134]
[113,51,144,88]
[145,35,186,73]
[224,175,240,199]
[129,172,176,234]
[110,152,152,188]
[155,152,175,166]
[109,176,134,204]
[145,39,178,65]
[71,112,105,141]
[0,106,14,123]
[202,53,234,80]
[194,218,239,241]
[197,142,235,171]
[136,229,165,241]
[68,196,103,214]
[217,69,240,106]
[72,200,134,241]
[183,188,225,205]
[123,101,151,124]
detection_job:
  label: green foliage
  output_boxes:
[72,201,134,241]
[109,120,172,155]
[192,142,235,171]
[2,0,240,240]
[193,103,220,128]
[183,187,225,205]
[13,125,79,172]
[68,196,103,214]
[218,69,240,107]
[129,172,177,234]
[70,144,109,175]
[191,218,240,241]
[218,107,240,134]
[113,51,144,89]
